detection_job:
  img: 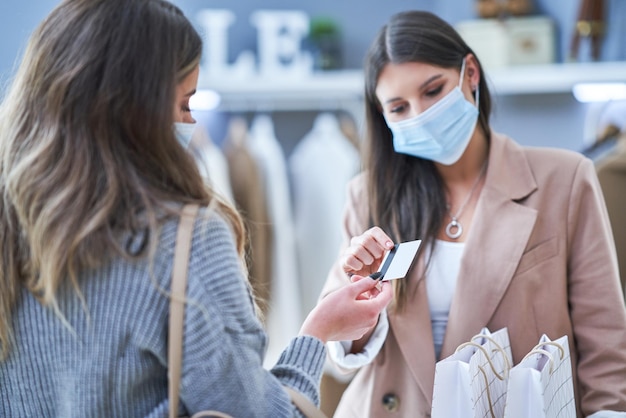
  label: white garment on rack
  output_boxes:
[190,126,234,204]
[247,114,302,369]
[288,112,361,319]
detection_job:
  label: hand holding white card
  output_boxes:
[374,239,421,281]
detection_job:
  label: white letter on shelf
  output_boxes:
[250,10,312,78]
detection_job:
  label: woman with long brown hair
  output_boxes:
[0,0,392,416]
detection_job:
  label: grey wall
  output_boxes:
[168,0,626,68]
[2,0,625,153]
[0,0,59,87]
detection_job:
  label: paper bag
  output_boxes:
[503,335,576,418]
[432,327,513,418]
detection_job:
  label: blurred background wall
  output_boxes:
[2,0,626,152]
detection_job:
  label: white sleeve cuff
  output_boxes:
[326,309,389,371]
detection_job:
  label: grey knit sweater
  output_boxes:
[0,208,326,417]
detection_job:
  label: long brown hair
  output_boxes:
[363,11,493,310]
[0,0,246,359]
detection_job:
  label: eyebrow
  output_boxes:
[383,74,444,104]
[184,89,196,98]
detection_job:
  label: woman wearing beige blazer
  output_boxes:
[321,10,626,418]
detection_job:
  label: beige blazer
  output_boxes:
[322,133,626,418]
[596,137,626,299]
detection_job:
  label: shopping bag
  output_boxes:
[503,335,575,418]
[432,327,513,418]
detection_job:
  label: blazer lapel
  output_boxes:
[388,256,437,402]
[440,133,539,358]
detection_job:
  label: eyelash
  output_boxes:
[181,105,191,112]
[390,104,407,114]
[388,84,446,114]
[425,85,443,97]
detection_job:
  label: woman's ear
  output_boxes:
[464,53,481,90]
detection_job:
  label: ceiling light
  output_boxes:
[572,82,626,103]
[190,89,221,111]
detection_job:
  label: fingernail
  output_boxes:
[386,241,394,248]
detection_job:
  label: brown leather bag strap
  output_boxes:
[283,386,328,418]
[168,204,200,418]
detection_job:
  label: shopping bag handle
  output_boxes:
[454,341,501,418]
[521,348,555,374]
[520,342,564,375]
[455,341,508,380]
[532,341,565,360]
[470,333,512,374]
[477,364,496,418]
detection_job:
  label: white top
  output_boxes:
[425,239,465,359]
[328,239,465,368]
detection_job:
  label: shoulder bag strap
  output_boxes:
[283,386,328,418]
[168,203,200,418]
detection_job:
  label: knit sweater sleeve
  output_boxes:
[177,209,326,417]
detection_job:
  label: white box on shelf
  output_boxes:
[455,16,556,70]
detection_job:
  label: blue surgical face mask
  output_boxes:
[385,59,479,165]
[173,122,196,149]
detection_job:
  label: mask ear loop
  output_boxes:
[459,58,467,88]
[460,58,480,108]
